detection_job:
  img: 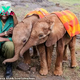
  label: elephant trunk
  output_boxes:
[20,38,34,57]
[2,47,20,64]
[2,54,19,64]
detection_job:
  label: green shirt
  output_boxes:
[0,16,14,48]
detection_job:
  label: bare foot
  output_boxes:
[54,69,63,76]
[39,68,48,76]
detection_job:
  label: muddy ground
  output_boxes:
[0,0,80,80]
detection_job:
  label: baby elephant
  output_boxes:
[3,8,51,76]
[20,10,79,76]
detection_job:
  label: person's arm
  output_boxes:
[0,37,10,42]
[0,32,5,37]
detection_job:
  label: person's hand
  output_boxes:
[0,37,9,42]
[7,27,13,35]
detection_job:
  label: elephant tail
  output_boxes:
[2,54,19,64]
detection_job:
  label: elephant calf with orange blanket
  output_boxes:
[19,10,79,75]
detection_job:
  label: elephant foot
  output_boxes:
[71,62,78,68]
[54,69,63,76]
[39,68,48,76]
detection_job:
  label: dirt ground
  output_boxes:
[0,0,80,80]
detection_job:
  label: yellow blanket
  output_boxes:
[53,10,80,37]
[25,8,49,18]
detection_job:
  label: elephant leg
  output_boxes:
[46,45,54,71]
[37,44,48,76]
[63,45,68,61]
[69,36,78,67]
[32,46,38,59]
[54,39,64,76]
[23,49,31,64]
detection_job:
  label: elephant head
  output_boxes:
[2,15,39,64]
[20,14,66,57]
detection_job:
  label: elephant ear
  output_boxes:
[46,15,66,47]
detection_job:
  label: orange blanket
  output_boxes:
[53,10,80,37]
[25,8,49,18]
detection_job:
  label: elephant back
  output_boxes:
[52,10,80,37]
[25,8,49,18]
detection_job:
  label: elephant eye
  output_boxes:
[22,39,26,43]
[39,34,43,38]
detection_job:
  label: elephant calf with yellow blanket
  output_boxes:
[3,8,52,76]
